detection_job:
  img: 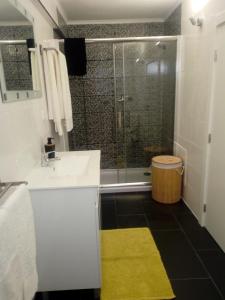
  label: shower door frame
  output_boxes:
[85,36,178,43]
[83,35,181,192]
[101,36,181,192]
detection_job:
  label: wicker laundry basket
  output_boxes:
[152,155,183,204]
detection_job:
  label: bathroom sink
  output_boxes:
[27,150,100,189]
[51,155,90,177]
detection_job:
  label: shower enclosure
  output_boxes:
[101,38,177,189]
[68,36,178,191]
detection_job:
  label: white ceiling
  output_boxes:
[57,0,181,24]
[0,0,29,25]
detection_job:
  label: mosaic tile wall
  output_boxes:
[0,26,34,90]
[66,7,181,168]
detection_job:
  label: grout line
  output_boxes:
[151,228,182,232]
[114,197,118,215]
[114,198,118,228]
[170,277,211,281]
[173,213,225,300]
[144,213,150,228]
[116,213,146,217]
[198,248,222,252]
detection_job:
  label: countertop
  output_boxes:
[27,150,101,190]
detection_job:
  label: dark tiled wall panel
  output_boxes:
[66,23,165,39]
[0,26,33,40]
[68,42,116,168]
[67,23,164,168]
[0,26,34,90]
[67,7,181,169]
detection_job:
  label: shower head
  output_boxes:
[135,41,166,64]
[155,41,166,50]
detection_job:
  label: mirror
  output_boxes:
[0,0,41,102]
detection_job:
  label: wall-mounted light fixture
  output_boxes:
[189,16,203,27]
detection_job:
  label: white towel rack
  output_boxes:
[0,181,28,200]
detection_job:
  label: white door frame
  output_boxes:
[202,11,225,226]
[174,35,183,144]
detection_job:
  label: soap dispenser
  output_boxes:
[44,137,55,159]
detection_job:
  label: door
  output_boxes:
[205,21,225,251]
[113,40,177,184]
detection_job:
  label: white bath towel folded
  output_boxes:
[58,51,73,132]
[30,50,40,91]
[0,184,38,300]
[42,40,73,135]
[43,49,64,135]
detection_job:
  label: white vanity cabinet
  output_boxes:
[31,187,101,292]
[27,150,101,292]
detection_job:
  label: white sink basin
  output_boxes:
[52,155,90,177]
[27,150,100,190]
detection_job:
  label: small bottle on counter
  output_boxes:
[44,137,55,159]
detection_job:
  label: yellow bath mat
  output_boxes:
[101,228,175,300]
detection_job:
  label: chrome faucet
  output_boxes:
[41,151,61,167]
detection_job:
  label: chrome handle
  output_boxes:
[118,111,122,129]
[117,95,132,102]
[117,96,124,102]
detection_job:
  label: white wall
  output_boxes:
[39,0,59,23]
[176,0,225,221]
[39,0,67,24]
[0,0,60,182]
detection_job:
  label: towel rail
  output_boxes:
[40,45,58,54]
[0,181,28,200]
[0,36,178,48]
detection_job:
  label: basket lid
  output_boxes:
[152,155,182,165]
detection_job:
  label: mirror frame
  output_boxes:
[0,0,42,103]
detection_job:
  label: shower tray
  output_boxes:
[100,168,152,193]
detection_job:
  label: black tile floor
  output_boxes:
[35,192,225,300]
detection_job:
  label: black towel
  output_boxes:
[26,38,35,75]
[64,38,87,76]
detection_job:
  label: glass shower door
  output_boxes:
[113,43,127,183]
[113,40,177,184]
[113,43,126,183]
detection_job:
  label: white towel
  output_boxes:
[0,185,38,300]
[42,40,73,135]
[58,51,73,132]
[43,49,63,135]
[30,50,40,91]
